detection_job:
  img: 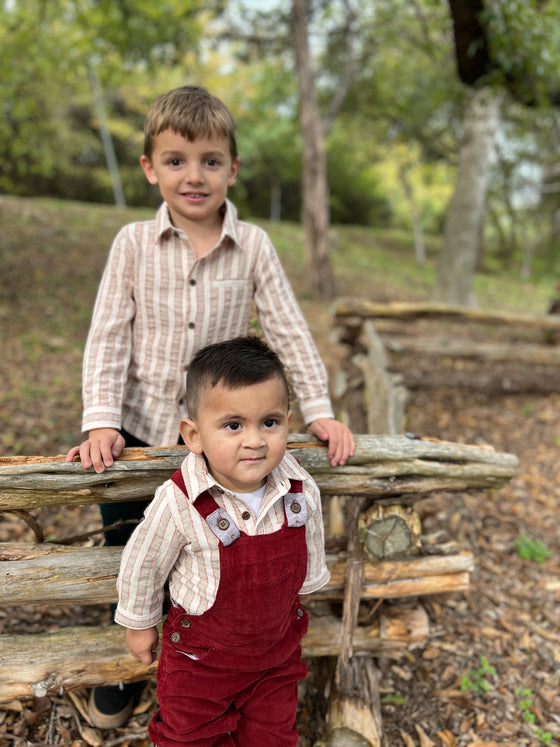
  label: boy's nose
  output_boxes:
[245,427,265,447]
[184,162,203,183]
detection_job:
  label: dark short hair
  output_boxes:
[143,85,237,161]
[186,336,289,419]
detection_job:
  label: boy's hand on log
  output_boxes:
[125,627,159,666]
[65,428,125,473]
[308,418,355,466]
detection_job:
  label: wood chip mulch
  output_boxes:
[1,389,559,747]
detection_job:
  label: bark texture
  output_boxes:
[433,87,501,306]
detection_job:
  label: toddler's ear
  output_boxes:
[179,419,203,454]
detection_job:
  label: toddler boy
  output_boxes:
[116,336,330,746]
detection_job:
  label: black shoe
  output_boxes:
[88,681,144,729]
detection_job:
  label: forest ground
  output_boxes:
[0,196,559,747]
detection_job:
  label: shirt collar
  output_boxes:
[180,449,308,504]
[155,199,241,249]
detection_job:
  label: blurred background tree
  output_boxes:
[1,0,560,301]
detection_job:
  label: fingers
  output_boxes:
[308,419,355,467]
[66,429,125,473]
[65,446,80,462]
[126,628,159,666]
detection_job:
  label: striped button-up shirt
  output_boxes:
[115,450,330,630]
[82,200,333,445]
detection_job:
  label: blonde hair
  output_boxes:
[143,85,237,160]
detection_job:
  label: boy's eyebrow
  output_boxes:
[218,409,288,422]
[158,148,228,160]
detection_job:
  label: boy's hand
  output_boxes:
[125,627,159,666]
[308,418,355,466]
[65,428,125,473]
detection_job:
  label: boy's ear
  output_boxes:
[140,155,159,185]
[228,157,240,187]
[287,409,292,425]
[179,418,203,454]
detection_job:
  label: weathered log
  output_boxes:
[325,657,383,747]
[0,606,428,704]
[333,299,560,330]
[357,504,422,561]
[336,498,366,678]
[0,434,519,510]
[398,364,560,394]
[353,321,408,435]
[330,493,381,746]
[385,335,560,366]
[0,542,473,606]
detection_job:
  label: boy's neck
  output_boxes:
[170,209,224,258]
[185,221,223,258]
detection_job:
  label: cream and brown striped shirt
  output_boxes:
[114,450,330,630]
[82,200,333,445]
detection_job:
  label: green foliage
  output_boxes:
[516,688,553,745]
[460,656,497,696]
[2,0,560,285]
[0,0,208,202]
[514,534,552,563]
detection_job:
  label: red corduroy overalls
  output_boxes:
[148,469,309,747]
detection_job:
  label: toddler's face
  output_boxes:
[182,376,291,494]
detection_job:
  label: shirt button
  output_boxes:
[180,619,192,628]
[296,607,304,618]
[218,518,230,531]
[170,632,181,643]
[241,511,250,521]
[290,501,302,514]
[188,322,195,329]
[189,278,196,286]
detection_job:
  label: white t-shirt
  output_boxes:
[234,484,267,518]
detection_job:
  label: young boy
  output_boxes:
[116,336,330,746]
[66,84,353,727]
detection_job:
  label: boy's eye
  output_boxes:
[168,158,182,167]
[203,158,220,168]
[225,422,241,431]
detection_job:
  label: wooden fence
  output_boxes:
[331,300,560,435]
[0,433,517,745]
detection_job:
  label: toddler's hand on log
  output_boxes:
[308,418,355,466]
[126,627,159,666]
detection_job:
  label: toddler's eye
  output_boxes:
[263,419,278,429]
[225,422,241,431]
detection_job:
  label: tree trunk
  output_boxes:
[292,0,334,301]
[433,87,500,306]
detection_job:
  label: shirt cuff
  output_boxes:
[300,567,330,595]
[82,407,122,434]
[114,605,162,630]
[297,398,334,426]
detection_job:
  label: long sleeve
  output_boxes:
[115,483,186,629]
[81,227,136,434]
[251,235,334,425]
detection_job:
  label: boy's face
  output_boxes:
[180,376,291,494]
[140,129,239,236]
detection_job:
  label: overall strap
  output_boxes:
[170,468,240,546]
[283,478,307,527]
